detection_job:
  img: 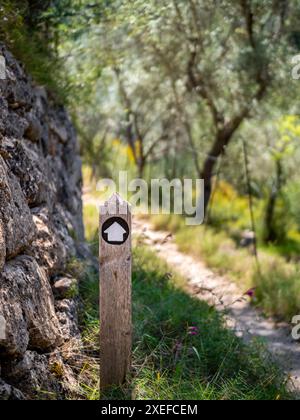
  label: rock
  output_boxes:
[53,204,78,256]
[0,138,48,206]
[2,351,63,400]
[27,207,67,277]
[0,53,5,79]
[0,314,6,340]
[0,44,33,109]
[49,350,79,395]
[4,111,28,138]
[53,277,78,300]
[0,256,63,356]
[24,112,42,142]
[0,43,88,398]
[50,121,68,144]
[0,379,11,400]
[0,269,29,357]
[0,220,5,271]
[59,362,79,396]
[240,230,256,248]
[49,107,73,145]
[0,379,25,400]
[0,97,8,134]
[33,86,48,117]
[10,387,25,400]
[55,299,80,341]
[0,157,36,258]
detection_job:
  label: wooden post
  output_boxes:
[99,193,132,391]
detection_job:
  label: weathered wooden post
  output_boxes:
[99,193,132,391]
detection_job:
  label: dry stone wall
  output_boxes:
[0,44,87,400]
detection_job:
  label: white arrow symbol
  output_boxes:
[104,222,127,243]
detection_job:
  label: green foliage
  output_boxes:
[56,0,300,235]
[0,1,69,99]
[256,261,300,320]
[207,181,253,232]
[176,223,255,288]
[285,182,300,232]
[83,203,99,255]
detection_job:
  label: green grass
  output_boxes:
[255,261,300,320]
[83,204,99,255]
[149,214,300,322]
[78,213,290,400]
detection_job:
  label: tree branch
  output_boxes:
[186,49,223,129]
[239,0,256,49]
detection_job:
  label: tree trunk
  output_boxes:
[264,189,278,243]
[201,132,230,213]
[138,159,145,179]
[184,120,202,179]
[137,138,146,179]
[264,160,283,243]
[201,111,249,214]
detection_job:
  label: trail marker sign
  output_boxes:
[102,217,130,245]
[99,194,132,392]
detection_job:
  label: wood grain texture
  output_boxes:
[99,194,132,391]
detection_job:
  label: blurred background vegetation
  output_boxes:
[2,0,300,320]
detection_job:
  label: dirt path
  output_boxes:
[133,217,300,397]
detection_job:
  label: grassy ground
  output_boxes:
[150,214,300,322]
[78,204,291,400]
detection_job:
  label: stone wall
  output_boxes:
[0,44,86,400]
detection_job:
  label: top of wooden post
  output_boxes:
[100,193,131,216]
